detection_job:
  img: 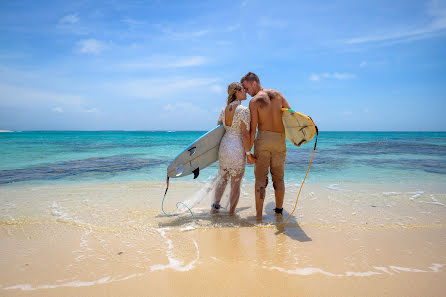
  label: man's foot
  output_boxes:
[274,208,283,215]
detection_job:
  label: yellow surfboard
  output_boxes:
[282,108,318,147]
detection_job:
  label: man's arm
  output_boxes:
[249,99,258,150]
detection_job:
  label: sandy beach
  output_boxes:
[1,181,445,296]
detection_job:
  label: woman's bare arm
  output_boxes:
[240,122,250,153]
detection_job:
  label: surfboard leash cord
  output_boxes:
[278,125,318,228]
[161,176,194,218]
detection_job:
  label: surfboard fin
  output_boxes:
[188,147,197,156]
[192,168,199,179]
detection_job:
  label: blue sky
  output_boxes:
[0,0,445,131]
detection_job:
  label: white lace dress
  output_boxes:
[217,101,251,178]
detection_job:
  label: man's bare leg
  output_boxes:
[274,189,284,214]
[255,186,266,221]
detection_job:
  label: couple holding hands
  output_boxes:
[212,72,291,221]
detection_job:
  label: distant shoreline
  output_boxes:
[0,130,13,132]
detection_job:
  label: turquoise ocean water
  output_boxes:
[1,131,445,186]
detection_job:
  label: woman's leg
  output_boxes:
[229,173,243,215]
[211,172,228,214]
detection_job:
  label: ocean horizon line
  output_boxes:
[1,130,446,133]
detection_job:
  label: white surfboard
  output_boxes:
[282,108,318,147]
[167,124,225,179]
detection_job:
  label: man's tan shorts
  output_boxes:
[254,130,286,191]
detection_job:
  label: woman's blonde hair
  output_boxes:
[227,82,242,105]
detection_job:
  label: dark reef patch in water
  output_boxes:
[358,158,446,174]
[336,141,446,156]
[0,155,167,184]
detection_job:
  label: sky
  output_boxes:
[0,0,445,131]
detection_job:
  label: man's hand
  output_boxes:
[247,154,256,164]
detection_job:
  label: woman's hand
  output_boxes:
[247,154,256,164]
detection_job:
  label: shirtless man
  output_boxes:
[241,72,291,221]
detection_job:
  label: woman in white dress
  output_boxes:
[211,82,252,215]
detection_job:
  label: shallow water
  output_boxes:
[1,131,446,186]
[0,181,445,296]
[1,131,446,296]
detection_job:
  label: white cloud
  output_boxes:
[343,111,353,116]
[331,73,356,80]
[163,102,204,113]
[0,83,84,107]
[83,108,99,113]
[120,55,208,69]
[347,1,446,45]
[258,17,287,28]
[226,24,240,32]
[161,28,210,40]
[108,77,219,100]
[309,72,356,81]
[167,56,207,68]
[309,74,320,81]
[77,39,108,55]
[160,102,213,122]
[52,107,63,113]
[122,18,145,26]
[59,14,79,24]
[56,14,89,35]
[360,61,367,67]
[241,1,248,7]
[216,40,232,45]
[210,85,224,93]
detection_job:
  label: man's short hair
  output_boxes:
[241,72,260,84]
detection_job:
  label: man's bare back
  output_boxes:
[250,89,291,135]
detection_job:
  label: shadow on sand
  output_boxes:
[157,202,312,243]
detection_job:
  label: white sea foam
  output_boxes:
[3,273,144,291]
[327,184,339,190]
[429,263,444,272]
[50,201,84,224]
[389,266,426,273]
[51,202,70,220]
[430,196,445,206]
[72,228,93,262]
[345,271,381,277]
[373,266,392,274]
[150,228,199,272]
[409,191,424,200]
[418,196,445,206]
[266,263,443,277]
[268,266,339,276]
[180,223,197,232]
[382,192,401,196]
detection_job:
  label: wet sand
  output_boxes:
[1,181,445,296]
